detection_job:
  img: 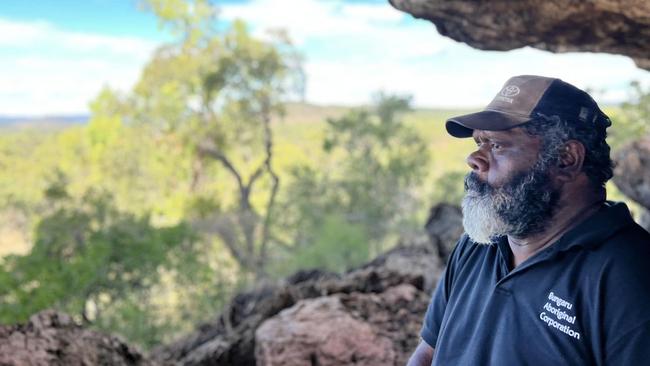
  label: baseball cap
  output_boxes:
[446,75,610,138]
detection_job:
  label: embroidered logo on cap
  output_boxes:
[500,85,521,97]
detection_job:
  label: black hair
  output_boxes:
[522,112,614,191]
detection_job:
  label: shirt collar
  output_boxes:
[493,201,635,260]
[550,201,635,252]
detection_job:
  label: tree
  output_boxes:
[122,0,304,280]
[274,93,431,274]
[610,81,650,149]
[0,175,205,348]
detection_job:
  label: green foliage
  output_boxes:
[321,93,430,243]
[125,1,305,280]
[0,177,209,348]
[274,93,431,275]
[609,81,650,149]
[430,170,466,206]
[273,214,369,276]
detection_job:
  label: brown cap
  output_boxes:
[446,75,609,138]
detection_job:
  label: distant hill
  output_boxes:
[0,103,478,131]
[0,115,89,130]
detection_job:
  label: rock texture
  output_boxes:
[425,203,463,262]
[0,310,150,366]
[614,136,650,210]
[388,0,650,70]
[255,284,427,366]
[613,136,650,231]
[151,244,445,366]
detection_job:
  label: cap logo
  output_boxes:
[500,85,521,97]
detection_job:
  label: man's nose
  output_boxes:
[467,150,489,173]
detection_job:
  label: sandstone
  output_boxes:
[389,0,650,70]
[0,310,151,366]
[613,136,650,231]
[255,284,428,366]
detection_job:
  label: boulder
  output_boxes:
[256,284,428,366]
[0,310,151,366]
[255,296,395,366]
[388,0,650,70]
[151,243,446,365]
[613,136,650,210]
[613,136,650,231]
[425,203,463,262]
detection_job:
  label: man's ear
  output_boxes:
[555,140,585,182]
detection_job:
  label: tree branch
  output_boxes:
[258,99,280,274]
[198,143,248,200]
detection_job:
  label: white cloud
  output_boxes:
[219,0,650,109]
[219,0,454,56]
[0,18,160,115]
[0,19,157,58]
[3,0,650,115]
[304,45,650,108]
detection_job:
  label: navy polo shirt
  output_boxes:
[421,201,650,365]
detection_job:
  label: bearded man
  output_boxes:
[408,75,650,365]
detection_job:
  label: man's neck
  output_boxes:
[507,193,604,268]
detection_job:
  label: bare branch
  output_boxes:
[258,99,280,271]
[198,142,246,197]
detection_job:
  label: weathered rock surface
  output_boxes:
[614,136,650,210]
[0,310,150,366]
[389,0,650,70]
[613,136,650,231]
[151,244,445,366]
[425,203,463,262]
[255,284,427,366]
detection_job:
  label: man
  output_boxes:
[408,75,650,365]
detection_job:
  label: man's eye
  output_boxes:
[491,142,502,150]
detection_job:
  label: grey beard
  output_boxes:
[462,191,510,245]
[461,161,559,245]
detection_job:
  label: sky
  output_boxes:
[1,0,649,116]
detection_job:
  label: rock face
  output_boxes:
[0,310,150,366]
[151,244,445,366]
[388,0,650,70]
[425,203,463,262]
[613,136,650,231]
[255,284,427,366]
[614,136,650,210]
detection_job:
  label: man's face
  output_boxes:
[461,128,560,244]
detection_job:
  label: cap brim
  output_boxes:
[445,110,533,138]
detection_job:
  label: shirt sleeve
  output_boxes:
[604,319,650,365]
[420,235,468,348]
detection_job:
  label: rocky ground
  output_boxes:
[0,310,152,366]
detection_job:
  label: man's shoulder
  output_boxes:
[584,222,650,298]
[591,221,650,267]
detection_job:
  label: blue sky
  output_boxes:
[1,0,649,115]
